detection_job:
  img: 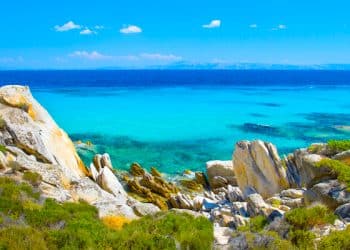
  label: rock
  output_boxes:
[293,149,332,187]
[180,179,203,191]
[193,195,205,211]
[150,167,161,177]
[280,188,305,199]
[304,179,350,210]
[206,160,236,189]
[97,167,127,197]
[139,173,177,198]
[170,208,204,218]
[195,171,209,187]
[334,203,350,222]
[131,201,160,216]
[233,140,289,198]
[267,210,283,223]
[203,198,220,211]
[333,150,350,165]
[169,193,193,210]
[89,163,99,181]
[246,193,273,217]
[130,162,145,176]
[101,153,113,170]
[227,234,248,250]
[214,226,234,247]
[0,85,88,182]
[232,202,249,217]
[227,185,244,202]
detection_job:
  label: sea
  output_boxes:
[0,70,350,175]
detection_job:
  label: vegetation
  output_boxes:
[315,158,350,190]
[318,226,350,250]
[0,116,6,130]
[0,176,213,250]
[238,215,268,232]
[23,171,42,186]
[0,144,6,153]
[327,139,350,154]
[285,205,336,230]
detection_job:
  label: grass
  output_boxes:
[327,139,350,154]
[315,158,350,190]
[238,215,268,233]
[0,176,214,250]
[0,144,6,154]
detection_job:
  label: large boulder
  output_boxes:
[233,140,289,198]
[0,85,87,182]
[335,203,350,222]
[206,160,236,189]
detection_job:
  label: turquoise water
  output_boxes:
[31,85,350,174]
[1,70,350,174]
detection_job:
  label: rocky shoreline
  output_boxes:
[0,85,349,249]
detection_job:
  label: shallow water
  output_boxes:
[1,70,350,174]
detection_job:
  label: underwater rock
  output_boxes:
[240,123,284,138]
[233,140,289,198]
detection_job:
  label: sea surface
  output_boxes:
[1,70,350,175]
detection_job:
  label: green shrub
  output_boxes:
[0,145,6,153]
[0,226,48,250]
[238,215,268,233]
[285,205,336,230]
[318,226,350,250]
[288,229,316,250]
[327,139,350,154]
[23,171,42,186]
[315,159,350,190]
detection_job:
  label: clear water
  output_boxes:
[1,70,350,175]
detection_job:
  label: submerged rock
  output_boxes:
[233,140,289,198]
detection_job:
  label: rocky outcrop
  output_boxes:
[206,160,236,189]
[0,85,159,219]
[233,140,289,198]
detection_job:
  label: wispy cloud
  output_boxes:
[54,21,81,32]
[69,51,112,60]
[202,20,221,29]
[140,53,182,61]
[249,24,258,28]
[120,25,142,34]
[94,25,104,30]
[0,56,24,64]
[80,28,95,35]
[272,24,287,30]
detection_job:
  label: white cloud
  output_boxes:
[55,21,81,32]
[202,20,221,29]
[80,28,95,35]
[69,51,111,60]
[272,24,287,30]
[140,53,182,61]
[94,25,104,30]
[249,24,258,28]
[120,25,142,34]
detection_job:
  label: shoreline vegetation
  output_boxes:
[0,85,349,249]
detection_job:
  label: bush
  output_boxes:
[315,159,350,190]
[23,171,42,186]
[327,140,350,154]
[288,229,316,249]
[0,226,48,250]
[102,215,130,230]
[285,205,336,230]
[318,226,350,250]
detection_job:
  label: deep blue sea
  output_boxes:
[1,70,350,175]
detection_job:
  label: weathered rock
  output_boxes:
[246,193,273,217]
[333,150,350,165]
[195,171,209,187]
[131,201,160,216]
[130,162,145,176]
[214,226,234,247]
[304,179,350,209]
[227,234,248,250]
[227,185,244,202]
[206,160,236,189]
[233,140,289,198]
[150,167,161,177]
[335,203,350,222]
[0,85,88,182]
[280,188,305,199]
[232,202,249,217]
[293,149,332,187]
[180,179,203,191]
[97,167,127,197]
[169,193,193,210]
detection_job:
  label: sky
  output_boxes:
[1,0,350,69]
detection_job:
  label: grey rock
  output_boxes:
[206,160,236,189]
[335,203,350,222]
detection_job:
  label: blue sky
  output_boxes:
[1,0,350,69]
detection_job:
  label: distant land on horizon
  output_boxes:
[2,63,350,71]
